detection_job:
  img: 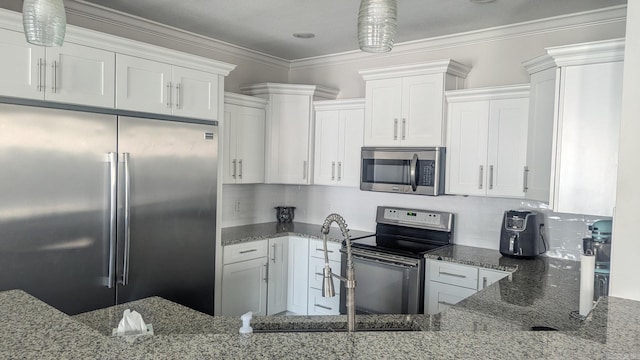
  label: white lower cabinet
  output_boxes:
[221,241,268,316]
[286,236,309,315]
[307,239,342,315]
[267,237,288,315]
[425,259,510,315]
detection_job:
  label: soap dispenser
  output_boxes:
[239,311,253,334]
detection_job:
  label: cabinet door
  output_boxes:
[364,78,402,146]
[116,54,172,115]
[235,105,266,184]
[486,98,529,198]
[172,66,219,120]
[525,68,555,202]
[0,29,44,100]
[267,237,288,315]
[446,101,490,196]
[287,237,309,315]
[426,281,477,315]
[308,288,340,315]
[222,104,238,184]
[477,268,510,290]
[45,43,115,108]
[553,62,623,216]
[337,108,365,187]
[314,110,340,186]
[221,258,267,316]
[401,74,445,146]
[266,94,311,184]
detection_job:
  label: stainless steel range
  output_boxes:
[340,206,454,315]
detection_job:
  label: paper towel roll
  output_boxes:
[579,254,596,316]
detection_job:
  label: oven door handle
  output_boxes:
[351,252,419,269]
[410,153,418,192]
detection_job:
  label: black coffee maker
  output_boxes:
[499,210,547,258]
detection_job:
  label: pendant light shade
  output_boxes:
[23,0,67,47]
[357,0,397,53]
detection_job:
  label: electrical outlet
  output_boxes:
[235,200,241,213]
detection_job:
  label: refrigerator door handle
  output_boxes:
[122,152,132,286]
[107,152,117,288]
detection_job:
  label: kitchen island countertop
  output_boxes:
[2,289,640,359]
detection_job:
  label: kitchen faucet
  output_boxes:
[320,213,356,333]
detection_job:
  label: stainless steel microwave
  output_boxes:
[360,147,445,196]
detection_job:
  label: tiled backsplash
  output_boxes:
[222,184,609,260]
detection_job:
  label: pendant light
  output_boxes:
[23,0,67,47]
[357,0,397,53]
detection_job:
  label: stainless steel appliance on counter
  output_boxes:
[360,147,445,195]
[0,103,217,315]
[499,210,547,258]
[583,220,613,300]
[339,206,454,314]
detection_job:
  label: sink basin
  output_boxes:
[253,327,418,333]
[252,322,422,333]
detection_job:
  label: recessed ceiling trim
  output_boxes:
[290,5,627,70]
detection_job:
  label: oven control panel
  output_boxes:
[383,208,441,225]
[377,206,454,231]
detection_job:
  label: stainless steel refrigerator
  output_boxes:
[0,103,217,315]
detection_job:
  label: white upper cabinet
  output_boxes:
[116,54,221,119]
[313,99,365,187]
[223,93,267,184]
[0,11,235,114]
[0,29,114,108]
[359,60,470,147]
[446,85,530,198]
[523,39,624,217]
[241,83,339,185]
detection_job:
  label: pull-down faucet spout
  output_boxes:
[320,213,356,333]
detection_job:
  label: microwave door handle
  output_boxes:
[410,153,418,192]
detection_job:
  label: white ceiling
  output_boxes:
[73,0,626,60]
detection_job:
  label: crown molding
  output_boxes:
[224,92,268,109]
[522,54,557,75]
[359,59,471,81]
[290,5,627,70]
[546,38,625,67]
[313,98,365,111]
[445,84,531,102]
[240,83,340,100]
[64,0,290,71]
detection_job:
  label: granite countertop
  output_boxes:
[3,244,640,358]
[3,289,640,359]
[221,222,375,246]
[426,245,584,332]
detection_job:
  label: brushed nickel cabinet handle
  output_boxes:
[479,165,484,190]
[263,263,268,283]
[37,58,43,92]
[439,271,466,279]
[271,243,276,263]
[331,162,336,181]
[314,304,332,310]
[482,276,488,289]
[176,83,182,109]
[489,165,494,190]
[402,118,406,140]
[238,160,243,179]
[523,166,529,192]
[393,119,398,140]
[51,61,58,93]
[338,162,342,181]
[166,82,172,108]
[232,159,237,178]
[239,249,257,254]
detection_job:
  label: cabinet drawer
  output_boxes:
[308,256,341,293]
[309,238,341,262]
[428,260,478,289]
[426,281,477,315]
[223,240,268,264]
[308,288,340,315]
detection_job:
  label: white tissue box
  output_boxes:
[112,323,154,337]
